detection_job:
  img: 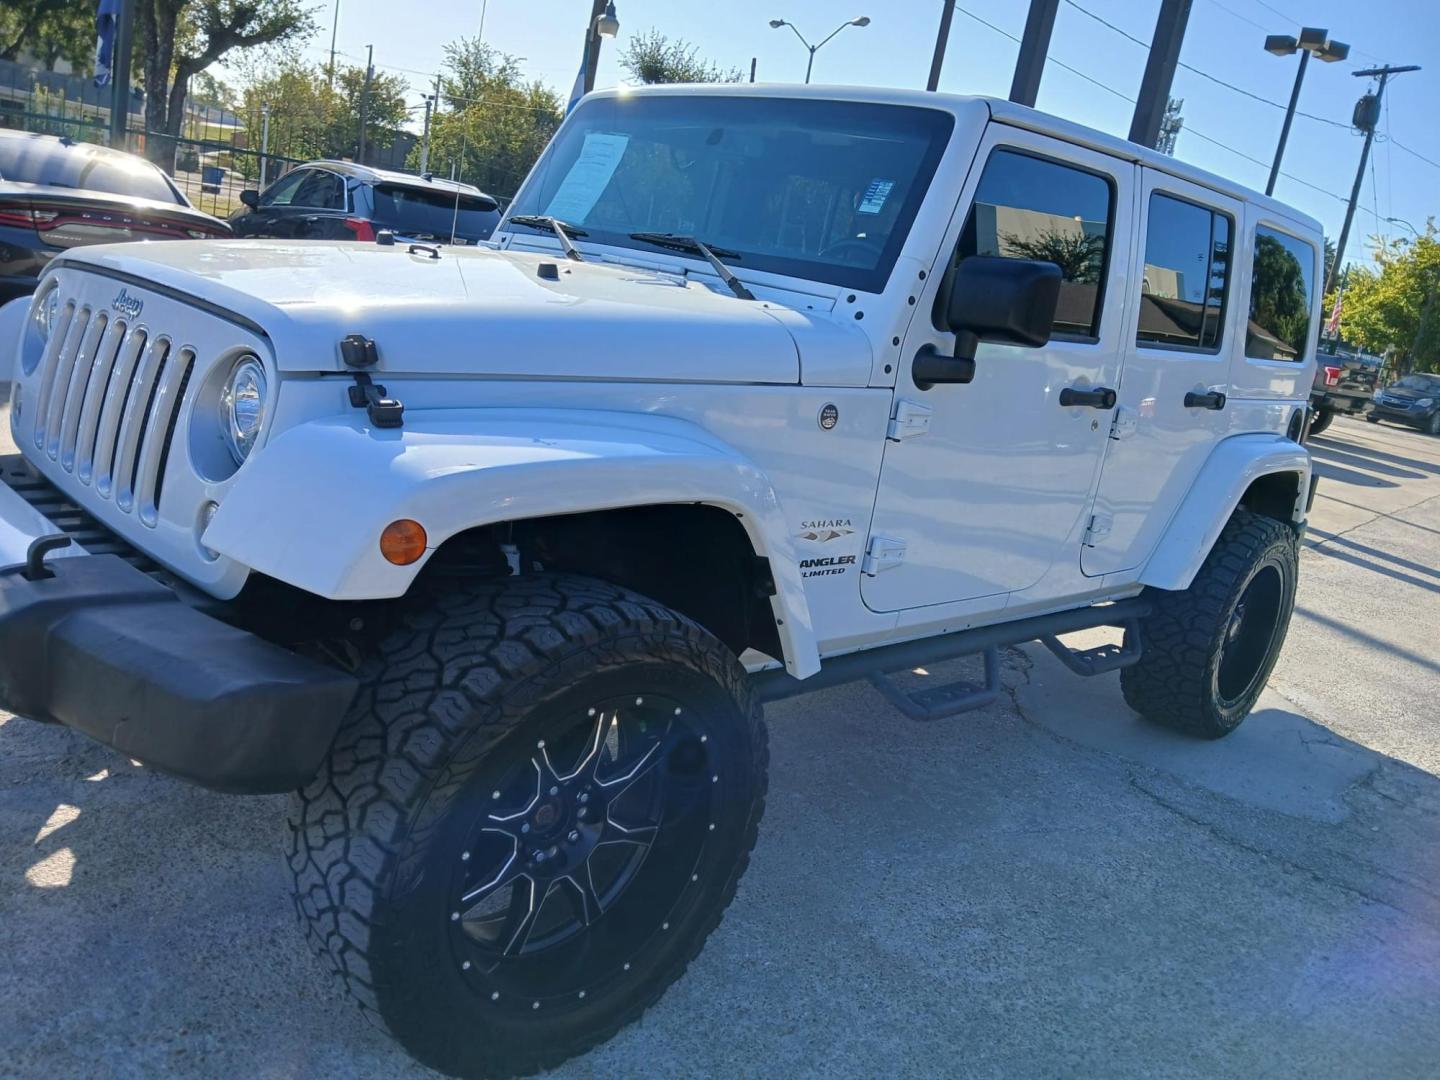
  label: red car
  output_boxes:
[0,130,230,303]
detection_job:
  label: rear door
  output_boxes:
[1081,170,1241,577]
[862,128,1135,612]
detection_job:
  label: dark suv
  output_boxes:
[228,161,500,245]
[1369,372,1440,435]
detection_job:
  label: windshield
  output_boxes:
[1394,374,1440,392]
[505,95,954,292]
[0,135,180,203]
[372,185,500,242]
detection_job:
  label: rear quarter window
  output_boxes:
[1246,225,1316,362]
[371,185,500,241]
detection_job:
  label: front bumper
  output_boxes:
[0,463,356,794]
[1370,403,1433,427]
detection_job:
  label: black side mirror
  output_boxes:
[913,256,1062,389]
[239,189,259,209]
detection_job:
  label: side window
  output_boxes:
[291,170,345,210]
[1246,226,1316,362]
[949,148,1114,337]
[259,169,307,207]
[1137,193,1232,350]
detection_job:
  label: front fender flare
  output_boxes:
[206,408,820,678]
[1139,434,1311,592]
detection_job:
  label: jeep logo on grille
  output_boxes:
[112,288,143,319]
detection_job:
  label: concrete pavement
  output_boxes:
[1,406,1438,1079]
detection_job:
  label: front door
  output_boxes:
[1081,170,1241,577]
[863,129,1135,613]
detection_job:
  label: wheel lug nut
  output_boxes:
[568,830,581,843]
[521,824,530,834]
[549,786,559,796]
[534,850,546,863]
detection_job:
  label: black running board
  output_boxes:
[753,597,1152,718]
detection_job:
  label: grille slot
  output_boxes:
[27,292,195,530]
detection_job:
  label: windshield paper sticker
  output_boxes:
[544,132,630,223]
[857,178,895,215]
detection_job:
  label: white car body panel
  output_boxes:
[0,296,25,384]
[206,407,822,677]
[1139,435,1312,592]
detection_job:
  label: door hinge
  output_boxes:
[886,399,932,441]
[863,536,907,575]
[1083,513,1113,547]
[1109,405,1137,440]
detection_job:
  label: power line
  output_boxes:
[1061,0,1348,129]
[949,1,1380,217]
[1389,137,1440,172]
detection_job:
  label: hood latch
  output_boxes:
[340,334,404,429]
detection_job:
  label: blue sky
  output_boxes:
[275,0,1440,273]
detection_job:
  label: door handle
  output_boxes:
[1184,390,1227,410]
[1058,386,1117,409]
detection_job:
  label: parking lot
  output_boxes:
[1,403,1438,1078]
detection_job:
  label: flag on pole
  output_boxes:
[94,0,119,88]
[567,56,587,114]
[1325,290,1343,338]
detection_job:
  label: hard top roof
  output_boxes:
[585,83,1322,236]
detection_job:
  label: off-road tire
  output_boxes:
[1121,509,1298,738]
[287,574,767,1078]
[1307,407,1334,436]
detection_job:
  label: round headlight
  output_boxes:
[1417,397,1435,408]
[32,288,59,344]
[219,356,267,465]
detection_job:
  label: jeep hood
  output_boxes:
[52,240,823,384]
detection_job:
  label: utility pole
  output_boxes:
[419,94,433,174]
[1129,0,1192,149]
[926,0,955,91]
[750,57,757,83]
[1327,64,1421,299]
[356,44,374,165]
[1009,0,1059,107]
[107,0,135,150]
[328,0,341,87]
[259,102,271,187]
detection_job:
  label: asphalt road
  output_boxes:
[2,405,1438,1079]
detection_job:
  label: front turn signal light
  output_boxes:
[380,519,428,565]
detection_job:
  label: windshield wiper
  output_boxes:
[628,232,755,301]
[508,214,587,261]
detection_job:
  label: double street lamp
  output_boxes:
[1264,27,1349,196]
[768,16,870,84]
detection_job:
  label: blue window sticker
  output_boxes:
[857,178,895,215]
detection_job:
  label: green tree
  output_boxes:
[0,0,92,70]
[1339,223,1440,372]
[410,38,562,199]
[237,58,410,178]
[617,29,743,85]
[1002,227,1106,284]
[136,0,315,169]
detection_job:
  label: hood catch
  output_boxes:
[340,334,405,429]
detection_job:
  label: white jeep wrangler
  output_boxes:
[0,86,1320,1077]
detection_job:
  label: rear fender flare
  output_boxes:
[206,408,820,678]
[1139,434,1311,592]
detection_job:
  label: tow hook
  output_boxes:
[340,334,405,429]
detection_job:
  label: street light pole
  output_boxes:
[1263,28,1348,197]
[582,1,619,95]
[769,17,870,85]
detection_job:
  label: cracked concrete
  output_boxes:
[2,407,1439,1078]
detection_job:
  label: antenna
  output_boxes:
[450,123,468,245]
